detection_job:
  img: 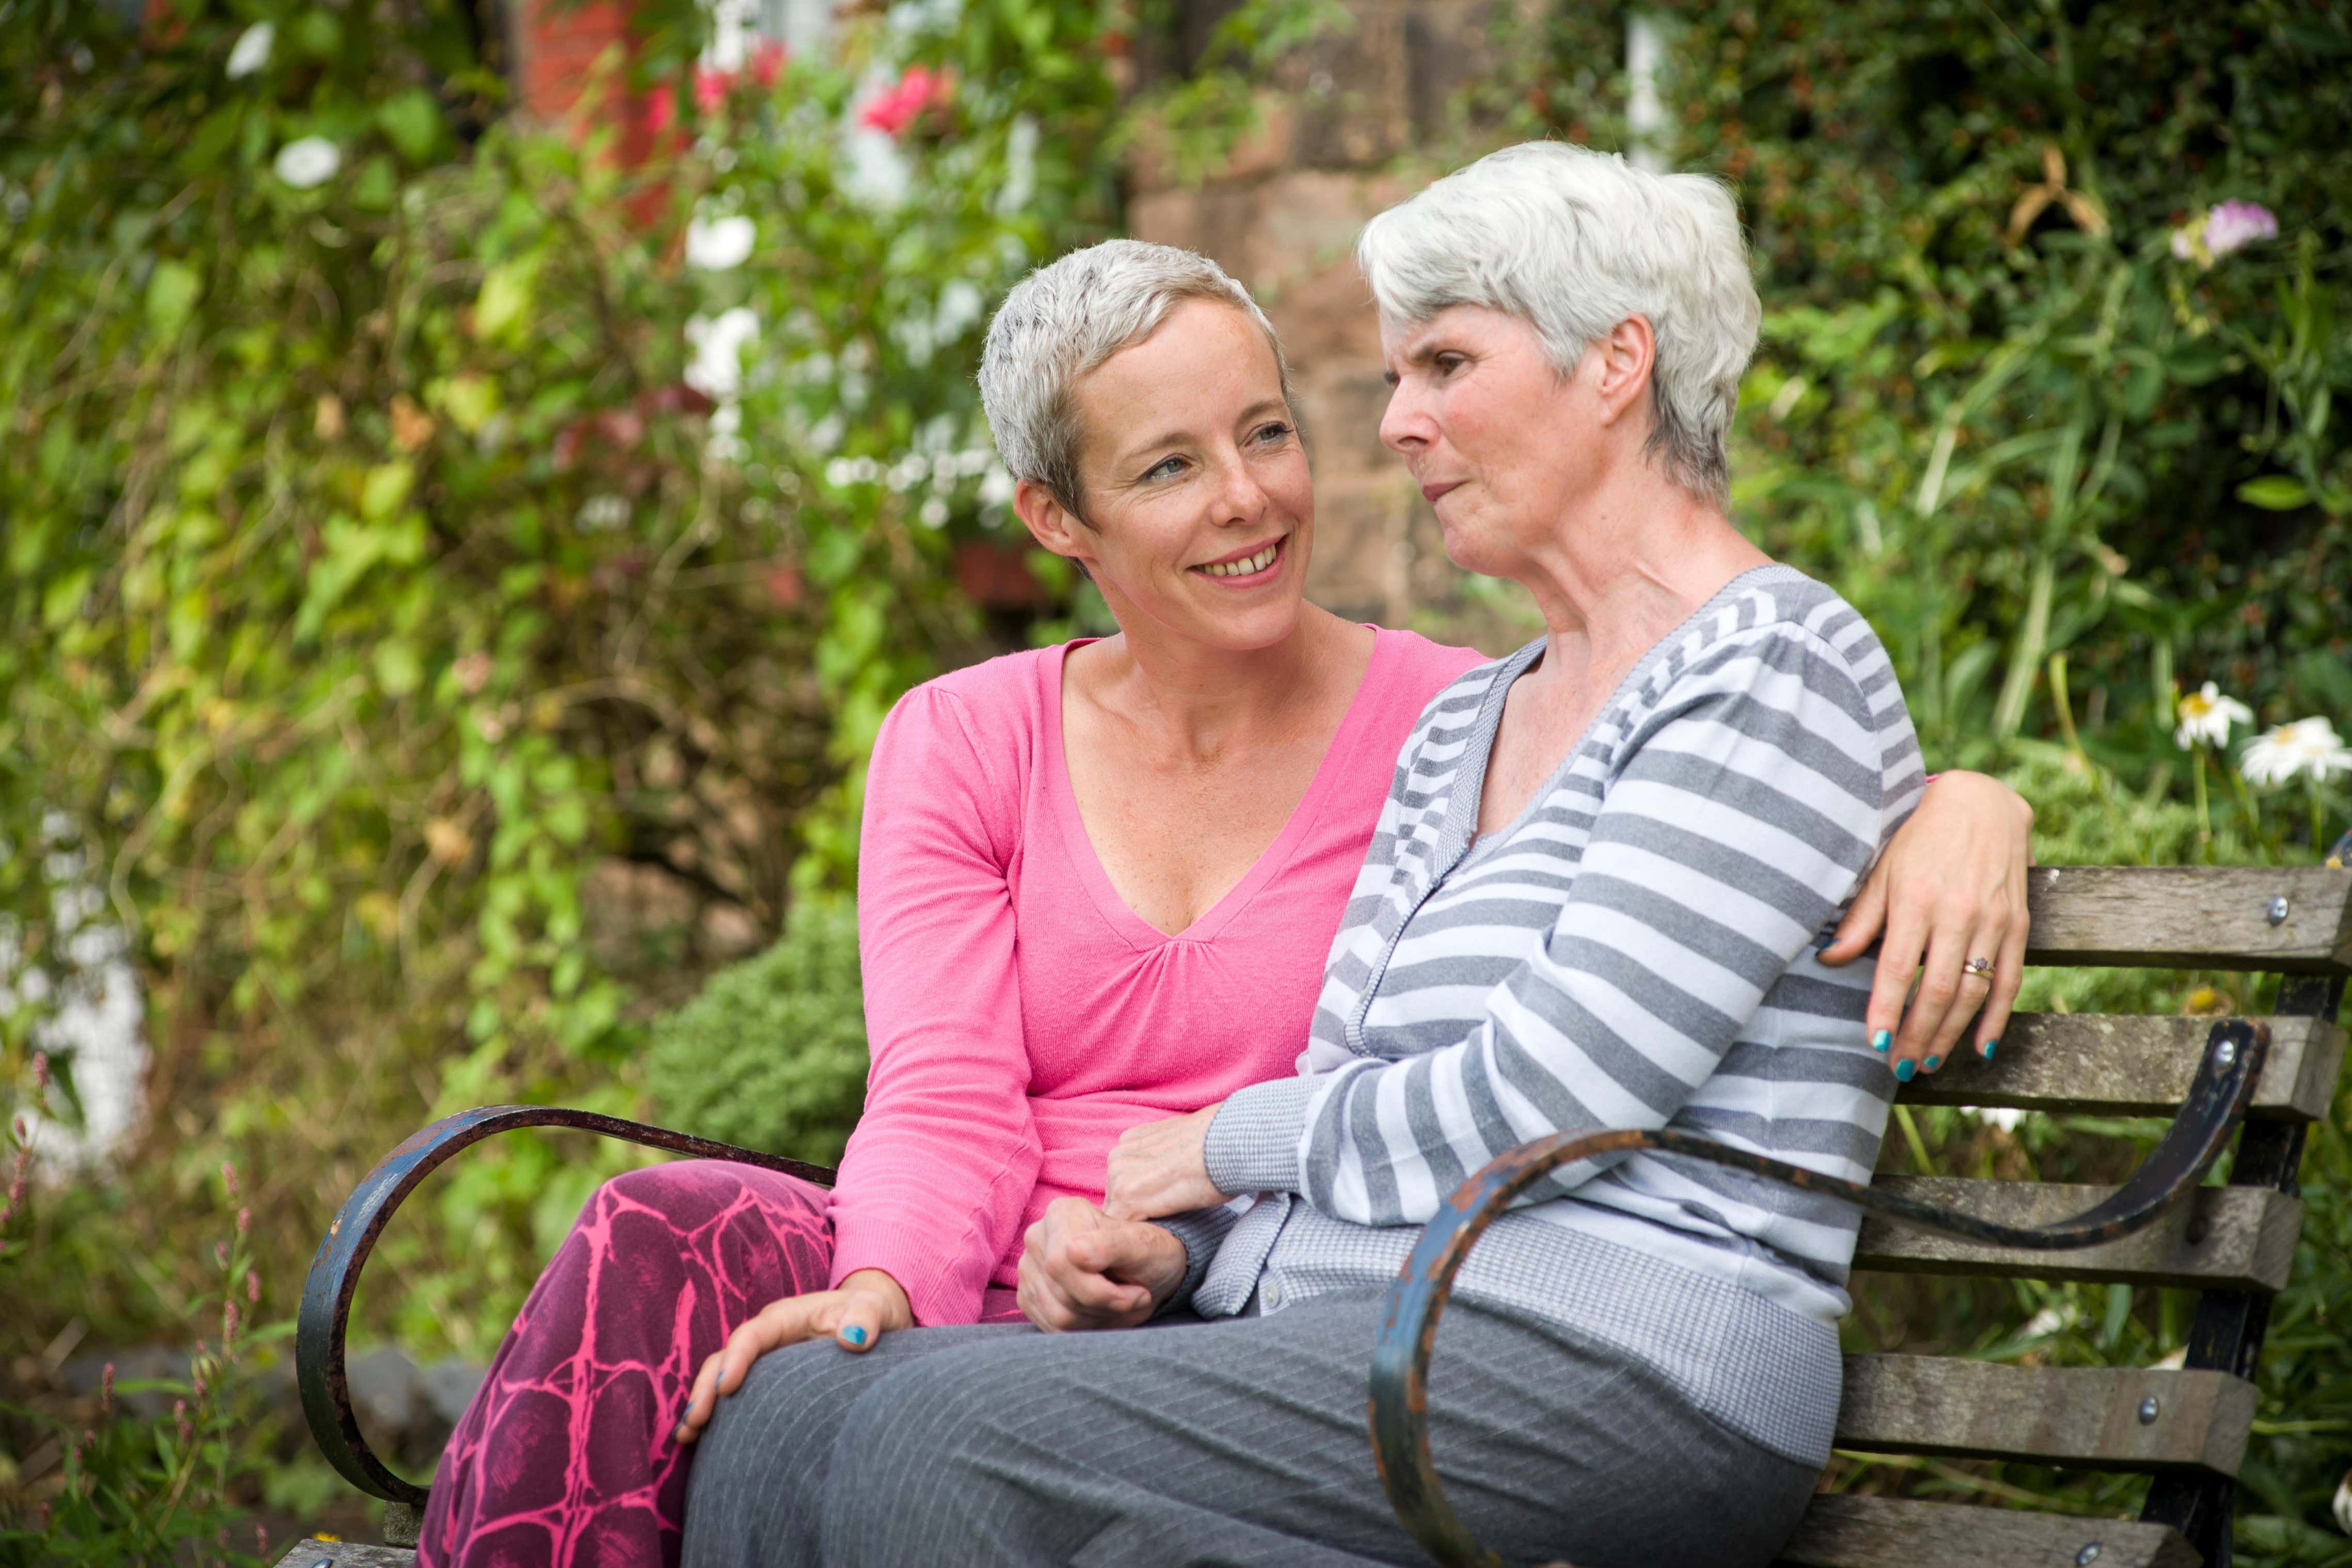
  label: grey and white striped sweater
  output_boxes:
[1183,565,1924,1466]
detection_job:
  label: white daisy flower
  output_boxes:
[2240,717,2352,788]
[2173,682,2252,750]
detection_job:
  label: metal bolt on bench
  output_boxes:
[282,862,2352,1568]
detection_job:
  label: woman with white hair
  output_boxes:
[673,144,2018,1568]
[424,154,2031,1568]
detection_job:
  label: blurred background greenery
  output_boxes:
[2,0,2347,1561]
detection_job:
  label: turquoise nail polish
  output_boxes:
[1871,1030,1892,1053]
[1982,1040,1998,1061]
[843,1324,867,1347]
[1894,1059,1916,1082]
[1924,1054,1942,1071]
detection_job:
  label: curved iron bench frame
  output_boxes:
[295,1105,836,1513]
[1366,1017,2267,1568]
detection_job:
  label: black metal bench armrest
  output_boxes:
[295,1104,837,1508]
[1366,1018,2267,1568]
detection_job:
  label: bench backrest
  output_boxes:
[1785,866,2352,1568]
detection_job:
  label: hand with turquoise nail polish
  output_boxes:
[675,1268,915,1445]
[1820,771,2036,1086]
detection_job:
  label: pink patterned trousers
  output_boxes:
[418,1160,1020,1568]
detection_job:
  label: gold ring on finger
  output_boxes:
[1964,955,1993,978]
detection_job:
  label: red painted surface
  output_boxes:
[513,0,669,167]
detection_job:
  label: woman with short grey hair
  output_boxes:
[674,145,2029,1568]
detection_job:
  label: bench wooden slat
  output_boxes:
[2024,865,2352,972]
[1896,1013,2345,1122]
[1836,1356,2255,1477]
[1854,1177,2301,1291]
[1778,1495,2200,1568]
[273,1541,415,1568]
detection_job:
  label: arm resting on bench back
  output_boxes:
[295,1104,837,1509]
[1366,1017,2268,1568]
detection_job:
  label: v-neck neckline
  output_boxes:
[1046,629,1396,950]
[1439,564,1794,871]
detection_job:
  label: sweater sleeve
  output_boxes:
[829,683,1043,1323]
[1207,625,1889,1222]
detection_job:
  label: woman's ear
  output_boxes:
[1592,315,1657,427]
[1012,478,1094,569]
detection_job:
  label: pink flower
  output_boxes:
[751,40,787,87]
[644,86,676,135]
[2203,200,2277,258]
[220,1160,239,1198]
[859,66,951,136]
[29,1051,48,1090]
[2172,200,2280,268]
[694,66,732,115]
[100,1363,114,1416]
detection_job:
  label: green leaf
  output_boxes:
[41,567,93,629]
[2237,476,2313,511]
[474,259,539,343]
[373,639,423,696]
[145,261,202,338]
[377,89,444,164]
[361,461,416,520]
[428,373,501,434]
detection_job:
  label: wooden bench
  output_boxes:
[277,864,2352,1568]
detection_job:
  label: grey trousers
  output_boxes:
[679,1289,1817,1568]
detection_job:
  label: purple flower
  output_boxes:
[2204,201,2277,255]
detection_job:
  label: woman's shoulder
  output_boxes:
[874,645,1064,798]
[1663,565,1899,697]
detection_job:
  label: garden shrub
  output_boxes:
[643,895,866,1165]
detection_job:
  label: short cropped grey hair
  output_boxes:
[979,239,1299,518]
[1357,142,1760,505]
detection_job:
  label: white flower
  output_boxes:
[2333,1466,2352,1537]
[226,21,274,79]
[685,214,756,271]
[273,136,341,190]
[2241,717,2352,788]
[977,465,1015,507]
[683,308,759,400]
[2173,682,2253,750]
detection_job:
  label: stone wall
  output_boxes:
[1128,1,1538,653]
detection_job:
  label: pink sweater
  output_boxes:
[830,628,1485,1323]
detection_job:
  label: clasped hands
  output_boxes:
[672,1106,1228,1445]
[1018,1103,1227,1331]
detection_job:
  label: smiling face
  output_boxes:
[1377,303,1646,579]
[1015,297,1314,653]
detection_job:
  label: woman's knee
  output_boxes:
[820,1352,1025,1557]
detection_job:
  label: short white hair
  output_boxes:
[1357,142,1759,505]
[979,239,1298,517]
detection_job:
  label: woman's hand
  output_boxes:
[1102,1105,1227,1221]
[674,1268,913,1445]
[1017,1197,1189,1332]
[1820,770,2034,1080]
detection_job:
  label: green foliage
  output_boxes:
[1509,2,2352,810]
[644,895,866,1164]
[0,0,1131,1361]
[1,1118,282,1567]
